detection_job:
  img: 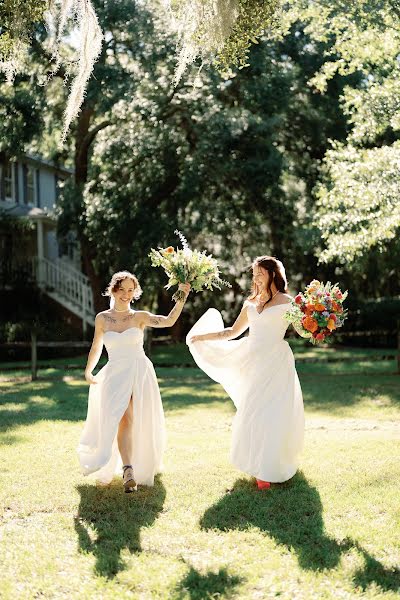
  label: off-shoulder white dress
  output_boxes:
[187,303,304,483]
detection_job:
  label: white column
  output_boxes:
[37,219,45,287]
[82,283,88,338]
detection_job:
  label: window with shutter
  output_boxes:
[24,165,35,205]
[3,160,15,201]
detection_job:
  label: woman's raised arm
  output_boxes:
[138,283,191,329]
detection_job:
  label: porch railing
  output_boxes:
[36,257,94,322]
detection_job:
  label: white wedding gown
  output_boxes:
[77,327,166,486]
[187,302,304,483]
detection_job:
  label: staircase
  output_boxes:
[36,257,95,332]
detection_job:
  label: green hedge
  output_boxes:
[337,296,399,347]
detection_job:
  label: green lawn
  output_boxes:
[0,352,399,599]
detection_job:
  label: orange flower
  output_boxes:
[327,319,336,331]
[302,316,319,333]
[331,301,343,313]
[304,304,315,315]
[314,303,326,312]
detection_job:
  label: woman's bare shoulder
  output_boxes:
[276,293,292,305]
[95,310,112,319]
[242,299,254,310]
[95,310,115,325]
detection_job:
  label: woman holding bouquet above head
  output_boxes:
[78,270,190,493]
[187,256,304,490]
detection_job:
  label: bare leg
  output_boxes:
[117,396,134,465]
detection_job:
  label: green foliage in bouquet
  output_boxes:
[149,230,231,301]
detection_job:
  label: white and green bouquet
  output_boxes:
[149,230,231,301]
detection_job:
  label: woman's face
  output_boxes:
[252,265,269,291]
[113,278,136,304]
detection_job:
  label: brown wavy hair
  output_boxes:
[248,256,288,303]
[103,270,143,301]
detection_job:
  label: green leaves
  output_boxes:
[166,0,281,82]
[315,142,400,263]
[284,0,400,264]
[0,0,47,82]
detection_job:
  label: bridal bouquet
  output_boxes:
[149,230,231,301]
[285,280,348,344]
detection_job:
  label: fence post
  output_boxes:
[31,330,38,381]
[82,283,88,340]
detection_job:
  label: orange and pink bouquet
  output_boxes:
[285,280,348,344]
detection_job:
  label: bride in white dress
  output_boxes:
[78,270,190,492]
[187,256,304,489]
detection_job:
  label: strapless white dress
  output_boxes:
[187,303,304,483]
[77,327,166,486]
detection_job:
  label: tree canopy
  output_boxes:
[1,0,399,314]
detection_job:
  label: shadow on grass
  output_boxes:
[200,473,400,593]
[176,566,243,600]
[0,370,227,437]
[0,380,88,438]
[74,476,166,578]
[301,373,400,414]
[1,368,399,434]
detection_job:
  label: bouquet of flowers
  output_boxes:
[285,280,348,344]
[149,230,231,301]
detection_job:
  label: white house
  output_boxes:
[0,153,95,333]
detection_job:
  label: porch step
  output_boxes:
[36,257,95,329]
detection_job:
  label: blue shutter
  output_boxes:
[14,162,19,203]
[23,164,28,204]
[36,168,40,207]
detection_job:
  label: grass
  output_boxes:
[0,349,399,599]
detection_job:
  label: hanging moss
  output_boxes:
[165,0,281,82]
[0,0,47,82]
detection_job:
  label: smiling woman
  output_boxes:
[187,255,304,490]
[77,270,191,492]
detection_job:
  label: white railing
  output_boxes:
[36,257,94,323]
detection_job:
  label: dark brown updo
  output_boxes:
[103,270,143,301]
[248,256,288,304]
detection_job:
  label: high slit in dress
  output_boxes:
[77,327,166,486]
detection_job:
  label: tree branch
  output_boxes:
[77,119,112,158]
[30,37,67,80]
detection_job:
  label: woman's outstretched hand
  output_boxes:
[189,334,204,343]
[178,282,191,297]
[85,371,98,385]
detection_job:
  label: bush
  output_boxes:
[338,296,399,348]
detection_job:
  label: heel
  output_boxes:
[122,465,136,491]
[256,479,271,490]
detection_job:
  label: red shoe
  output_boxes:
[256,479,271,490]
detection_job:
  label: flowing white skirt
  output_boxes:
[187,309,304,482]
[77,354,166,486]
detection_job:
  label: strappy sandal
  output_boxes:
[122,465,137,493]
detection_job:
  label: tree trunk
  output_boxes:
[73,104,106,314]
